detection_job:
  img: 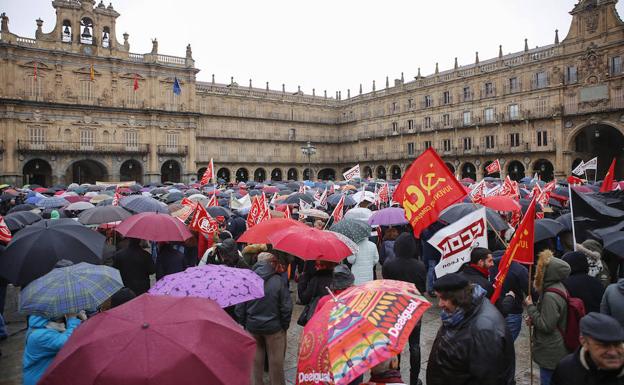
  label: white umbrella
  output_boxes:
[344,207,373,222]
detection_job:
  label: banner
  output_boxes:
[315,188,328,209]
[330,195,345,223]
[583,157,597,171]
[0,216,12,244]
[111,190,121,206]
[469,180,487,204]
[299,199,312,210]
[190,204,219,236]
[206,194,218,207]
[342,164,361,181]
[230,194,251,210]
[378,183,389,204]
[200,159,214,185]
[600,158,616,193]
[393,148,467,236]
[572,161,585,176]
[246,195,270,229]
[485,159,501,175]
[429,208,488,278]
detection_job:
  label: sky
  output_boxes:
[3,0,624,95]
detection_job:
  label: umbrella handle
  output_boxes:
[325,286,340,303]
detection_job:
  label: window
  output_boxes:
[463,86,472,101]
[535,71,548,89]
[443,139,451,152]
[408,99,414,109]
[566,66,578,84]
[288,128,296,140]
[166,132,179,150]
[443,114,450,127]
[537,130,548,147]
[126,81,138,107]
[611,56,622,75]
[80,80,93,103]
[484,108,495,123]
[29,75,42,100]
[424,95,433,108]
[423,141,432,150]
[28,127,45,146]
[407,142,415,156]
[509,104,519,119]
[80,129,94,149]
[424,117,432,129]
[485,135,495,149]
[391,122,398,134]
[408,119,414,131]
[124,131,138,149]
[484,82,494,97]
[463,111,472,126]
[463,137,472,151]
[391,102,398,112]
[443,91,451,104]
[510,133,520,147]
[509,77,519,93]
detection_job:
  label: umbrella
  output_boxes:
[439,203,508,231]
[163,191,184,203]
[297,280,431,385]
[329,219,371,243]
[78,206,133,225]
[284,193,314,205]
[188,193,209,206]
[149,264,264,308]
[555,213,574,232]
[19,262,123,318]
[89,194,113,204]
[344,207,373,222]
[327,231,360,255]
[65,201,95,211]
[602,232,624,256]
[206,206,231,219]
[237,218,308,244]
[116,212,192,242]
[480,196,521,212]
[534,218,565,243]
[299,208,330,220]
[268,227,353,262]
[352,191,376,204]
[368,207,409,226]
[327,194,357,207]
[38,196,69,209]
[0,220,106,286]
[121,196,168,214]
[7,203,38,214]
[38,294,256,385]
[4,211,42,231]
[262,186,280,194]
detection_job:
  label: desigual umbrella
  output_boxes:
[38,294,256,385]
[297,280,431,385]
[116,212,192,242]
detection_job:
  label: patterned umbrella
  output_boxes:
[329,219,371,243]
[38,196,70,209]
[19,262,123,318]
[297,280,431,385]
[149,264,264,308]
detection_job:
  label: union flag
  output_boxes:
[246,195,270,229]
[206,194,218,207]
[330,195,345,223]
[0,216,12,244]
[200,159,214,185]
[190,204,219,236]
[393,148,467,236]
[485,159,501,175]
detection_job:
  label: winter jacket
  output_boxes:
[382,233,426,293]
[241,244,268,267]
[552,346,624,385]
[113,242,155,295]
[426,291,515,385]
[23,315,81,385]
[347,240,379,285]
[154,245,186,280]
[379,239,396,265]
[490,255,529,315]
[235,261,292,335]
[526,250,571,370]
[562,251,605,314]
[577,242,611,287]
[298,268,333,305]
[601,278,624,327]
[460,264,494,298]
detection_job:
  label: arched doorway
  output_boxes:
[376,166,386,180]
[483,160,501,179]
[161,160,181,183]
[390,165,401,180]
[303,168,313,181]
[197,167,207,181]
[235,168,249,182]
[507,160,525,182]
[254,168,266,182]
[445,162,455,174]
[461,162,476,181]
[217,167,231,182]
[571,124,624,180]
[271,168,283,181]
[533,159,555,182]
[67,160,108,184]
[287,168,298,181]
[362,166,372,179]
[120,159,142,184]
[317,168,336,181]
[23,159,52,186]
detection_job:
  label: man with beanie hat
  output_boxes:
[552,312,624,385]
[427,273,515,385]
[562,251,605,313]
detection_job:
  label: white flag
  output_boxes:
[428,208,488,278]
[342,164,361,181]
[299,199,312,210]
[583,157,597,171]
[572,161,585,176]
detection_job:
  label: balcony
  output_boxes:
[157,145,188,156]
[17,141,149,154]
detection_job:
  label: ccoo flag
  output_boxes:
[200,159,214,185]
[393,148,467,237]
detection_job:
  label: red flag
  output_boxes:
[0,216,12,244]
[469,180,487,204]
[200,159,214,185]
[111,189,121,206]
[246,196,270,229]
[298,185,305,194]
[284,205,291,219]
[495,176,519,199]
[486,159,501,175]
[491,197,537,303]
[133,73,139,91]
[378,183,389,204]
[206,194,218,207]
[181,197,196,207]
[567,175,583,185]
[190,204,219,236]
[330,195,345,223]
[393,148,467,237]
[600,158,616,192]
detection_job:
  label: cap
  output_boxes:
[432,273,469,292]
[580,312,624,343]
[331,264,355,290]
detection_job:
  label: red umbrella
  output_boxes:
[237,217,307,244]
[480,196,521,212]
[34,187,49,193]
[116,212,192,242]
[262,186,280,194]
[567,175,583,185]
[268,227,353,262]
[573,185,593,193]
[39,294,256,385]
[64,195,88,204]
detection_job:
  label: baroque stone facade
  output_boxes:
[0,0,623,186]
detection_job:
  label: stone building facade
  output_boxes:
[0,0,623,186]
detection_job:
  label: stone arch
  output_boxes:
[161,160,181,183]
[507,160,525,182]
[567,121,624,180]
[270,168,283,182]
[120,159,142,184]
[23,158,53,187]
[287,168,298,181]
[376,166,387,180]
[303,168,313,181]
[445,162,455,174]
[235,168,249,182]
[217,167,231,182]
[390,165,401,180]
[61,19,73,42]
[66,159,109,184]
[317,168,336,181]
[532,159,555,182]
[254,168,267,182]
[483,160,501,179]
[461,162,476,181]
[362,166,372,179]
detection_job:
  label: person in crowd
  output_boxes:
[313,219,325,230]
[427,273,515,385]
[347,236,379,285]
[298,260,336,305]
[99,287,137,311]
[552,312,624,385]
[524,250,571,385]
[154,242,186,280]
[562,251,605,313]
[378,227,399,265]
[459,247,494,298]
[200,238,249,268]
[235,252,293,385]
[577,240,611,287]
[23,312,85,385]
[420,221,445,297]
[314,264,355,313]
[382,232,426,385]
[113,237,155,295]
[242,243,268,267]
[226,212,247,241]
[491,250,529,341]
[362,355,406,385]
[601,277,624,327]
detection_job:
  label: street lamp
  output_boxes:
[301,141,316,181]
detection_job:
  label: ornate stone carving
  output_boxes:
[585,9,599,33]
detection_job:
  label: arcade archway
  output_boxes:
[235,168,249,182]
[390,165,401,180]
[376,166,386,180]
[217,167,231,182]
[161,160,181,183]
[120,159,142,184]
[532,159,554,182]
[461,162,476,181]
[254,168,267,182]
[317,168,336,181]
[23,159,52,187]
[571,123,624,180]
[507,160,525,182]
[67,159,108,184]
[287,168,298,181]
[271,168,283,181]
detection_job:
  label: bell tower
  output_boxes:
[563,0,624,45]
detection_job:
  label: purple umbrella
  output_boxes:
[368,207,409,226]
[148,264,264,308]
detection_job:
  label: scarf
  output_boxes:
[469,263,490,279]
[440,285,487,328]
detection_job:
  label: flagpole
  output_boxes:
[468,196,509,248]
[528,263,534,385]
[568,184,577,251]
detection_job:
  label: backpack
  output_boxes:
[545,287,586,352]
[297,296,321,327]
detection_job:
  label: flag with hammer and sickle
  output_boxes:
[394,148,467,237]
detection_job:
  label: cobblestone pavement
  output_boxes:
[0,283,539,385]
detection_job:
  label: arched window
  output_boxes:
[101,26,110,48]
[80,17,94,45]
[62,20,72,43]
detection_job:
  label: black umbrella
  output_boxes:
[602,231,624,256]
[248,190,262,197]
[286,182,300,190]
[121,196,168,214]
[207,206,231,219]
[534,219,565,243]
[439,203,508,231]
[7,204,38,214]
[150,188,168,196]
[4,211,42,231]
[164,192,184,203]
[327,193,357,207]
[284,193,314,204]
[556,213,573,232]
[0,219,105,286]
[78,206,133,225]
